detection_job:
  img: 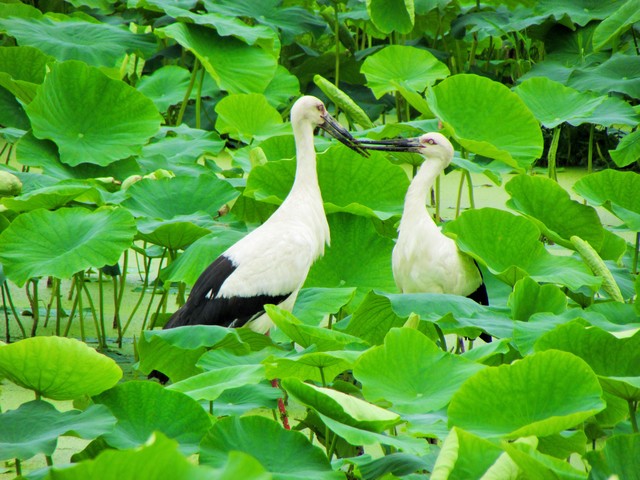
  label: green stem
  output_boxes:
[587,124,595,174]
[633,232,639,275]
[45,455,53,466]
[455,171,465,218]
[319,367,327,388]
[175,58,200,126]
[98,270,107,347]
[327,431,339,460]
[333,2,340,89]
[62,285,79,337]
[629,400,638,433]
[435,325,447,352]
[195,66,205,129]
[75,273,86,342]
[548,125,561,181]
[465,170,475,209]
[28,279,39,337]
[55,278,62,336]
[82,279,105,350]
[43,278,54,328]
[2,282,26,338]
[15,459,21,477]
[121,255,152,340]
[140,249,167,333]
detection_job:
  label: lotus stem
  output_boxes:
[2,283,25,338]
[327,431,339,460]
[2,286,10,342]
[62,285,79,338]
[55,278,62,336]
[587,124,595,174]
[271,378,290,430]
[465,170,475,209]
[140,248,167,333]
[435,325,447,352]
[455,170,465,218]
[15,459,21,476]
[120,255,152,341]
[75,273,86,342]
[81,278,105,350]
[45,455,53,466]
[630,400,638,433]
[176,58,200,126]
[548,125,561,181]
[98,270,107,346]
[633,232,639,275]
[115,251,128,330]
[195,66,205,129]
[26,279,39,337]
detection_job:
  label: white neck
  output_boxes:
[398,159,446,234]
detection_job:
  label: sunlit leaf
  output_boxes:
[609,129,640,168]
[448,350,605,439]
[292,287,357,326]
[283,378,400,432]
[215,93,288,143]
[26,61,162,167]
[573,170,640,230]
[443,207,598,291]
[0,46,53,103]
[0,16,156,66]
[508,277,567,321]
[94,381,212,454]
[366,0,415,34]
[426,74,543,168]
[0,401,115,461]
[593,0,640,51]
[200,415,340,479]
[0,336,122,400]
[353,328,485,413]
[168,365,266,402]
[361,45,449,98]
[41,432,214,480]
[159,23,277,94]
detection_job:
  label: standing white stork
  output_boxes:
[359,133,490,337]
[149,96,367,382]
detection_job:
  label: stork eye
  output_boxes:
[426,138,437,145]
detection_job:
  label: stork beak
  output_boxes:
[319,112,370,157]
[356,137,422,153]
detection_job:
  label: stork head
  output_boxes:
[357,131,454,165]
[291,96,368,157]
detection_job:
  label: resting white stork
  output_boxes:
[359,133,490,338]
[149,96,367,382]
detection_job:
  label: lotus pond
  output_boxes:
[0,0,639,479]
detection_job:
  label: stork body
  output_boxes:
[163,96,364,335]
[361,133,488,304]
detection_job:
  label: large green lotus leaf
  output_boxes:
[94,382,211,454]
[137,326,249,382]
[135,215,215,250]
[266,305,367,351]
[346,453,432,480]
[0,207,136,286]
[15,132,142,181]
[122,175,238,219]
[142,125,225,164]
[537,430,588,459]
[318,413,428,455]
[426,74,543,168]
[610,129,640,168]
[215,93,288,143]
[568,54,640,98]
[159,23,277,94]
[505,174,610,253]
[0,400,115,461]
[137,65,207,112]
[573,170,640,231]
[508,277,567,321]
[513,77,605,128]
[443,208,598,291]
[264,349,362,384]
[212,383,281,416]
[585,433,640,480]
[1,183,101,212]
[361,45,449,98]
[0,46,53,103]
[0,336,121,400]
[431,427,504,480]
[593,0,640,51]
[501,440,588,479]
[535,321,640,401]
[353,328,485,414]
[26,60,161,167]
[160,229,247,285]
[366,0,414,34]
[344,291,406,345]
[263,65,300,108]
[200,415,340,479]
[282,378,400,432]
[587,95,640,128]
[293,287,357,326]
[0,16,156,66]
[451,6,548,42]
[448,350,605,439]
[304,213,396,292]
[534,0,622,26]
[167,365,266,402]
[41,432,214,480]
[202,0,326,45]
[244,147,409,220]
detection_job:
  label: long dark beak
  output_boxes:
[357,137,422,153]
[319,112,369,157]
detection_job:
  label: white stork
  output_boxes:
[359,133,490,337]
[149,96,367,382]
